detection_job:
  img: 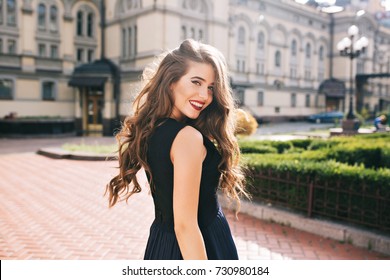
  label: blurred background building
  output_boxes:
[0,0,389,136]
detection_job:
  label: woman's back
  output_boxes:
[144,118,238,259]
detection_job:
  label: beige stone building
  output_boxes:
[0,0,389,136]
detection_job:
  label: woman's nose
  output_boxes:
[198,86,208,99]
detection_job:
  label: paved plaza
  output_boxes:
[0,137,389,260]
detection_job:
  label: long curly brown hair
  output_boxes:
[106,39,249,208]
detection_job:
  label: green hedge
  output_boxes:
[243,154,390,189]
[239,134,390,169]
[242,154,390,231]
[239,134,390,231]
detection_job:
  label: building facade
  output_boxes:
[0,0,389,136]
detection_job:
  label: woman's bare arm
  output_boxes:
[171,126,208,260]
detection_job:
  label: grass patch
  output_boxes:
[62,143,117,154]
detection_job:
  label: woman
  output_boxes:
[106,39,249,260]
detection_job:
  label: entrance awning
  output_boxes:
[319,78,346,98]
[68,76,107,88]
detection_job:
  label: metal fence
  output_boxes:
[251,169,390,233]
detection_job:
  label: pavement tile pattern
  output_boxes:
[0,140,389,260]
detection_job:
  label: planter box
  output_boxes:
[0,118,76,136]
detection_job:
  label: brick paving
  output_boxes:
[0,138,389,260]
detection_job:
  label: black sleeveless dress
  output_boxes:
[143,118,238,260]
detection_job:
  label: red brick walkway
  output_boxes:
[0,151,388,260]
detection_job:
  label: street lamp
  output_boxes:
[336,25,369,120]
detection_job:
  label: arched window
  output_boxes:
[238,26,245,45]
[275,50,281,67]
[319,45,324,61]
[257,32,264,49]
[77,11,83,36]
[305,43,311,58]
[87,12,93,37]
[190,27,195,39]
[291,39,297,56]
[38,3,46,29]
[49,5,58,32]
[6,0,16,26]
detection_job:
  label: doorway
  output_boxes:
[87,93,103,136]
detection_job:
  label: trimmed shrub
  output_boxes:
[235,110,258,136]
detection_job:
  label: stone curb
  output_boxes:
[219,196,390,256]
[37,147,115,161]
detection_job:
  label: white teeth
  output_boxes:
[190,101,203,108]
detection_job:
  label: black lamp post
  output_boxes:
[337,25,368,120]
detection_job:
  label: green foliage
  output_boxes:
[240,134,390,169]
[240,134,390,231]
[62,143,117,154]
[239,140,278,154]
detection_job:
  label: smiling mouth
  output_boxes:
[189,100,205,111]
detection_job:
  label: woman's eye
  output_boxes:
[192,80,201,86]
[208,86,214,94]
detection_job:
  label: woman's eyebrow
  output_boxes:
[191,76,215,84]
[191,76,206,81]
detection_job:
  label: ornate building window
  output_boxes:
[305,43,311,58]
[235,88,245,106]
[50,45,58,58]
[0,78,14,100]
[77,11,83,36]
[7,39,15,54]
[49,5,58,32]
[275,50,281,67]
[42,81,56,101]
[257,91,264,106]
[38,43,46,57]
[291,93,297,107]
[37,3,58,32]
[180,0,208,43]
[0,0,17,26]
[257,32,264,49]
[291,39,297,56]
[75,5,97,63]
[36,2,59,60]
[87,12,93,37]
[38,3,46,29]
[77,48,84,62]
[76,6,95,37]
[6,0,16,26]
[87,49,94,62]
[238,26,245,45]
[305,94,310,107]
[121,25,137,59]
[319,45,324,61]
